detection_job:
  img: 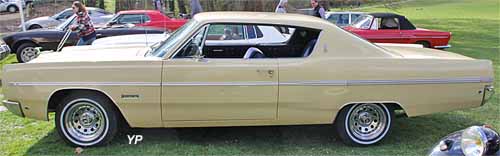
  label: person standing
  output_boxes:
[153,0,164,13]
[190,0,203,17]
[70,1,96,46]
[275,0,288,13]
[310,0,326,19]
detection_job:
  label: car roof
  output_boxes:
[193,12,333,29]
[368,12,404,18]
[327,11,365,14]
[118,10,161,14]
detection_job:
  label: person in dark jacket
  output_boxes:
[70,1,96,46]
[310,0,326,19]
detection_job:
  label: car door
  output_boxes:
[161,24,278,121]
[365,17,405,43]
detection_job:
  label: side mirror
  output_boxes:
[107,21,117,27]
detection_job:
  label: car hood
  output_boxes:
[92,33,168,46]
[30,45,161,63]
[27,16,53,22]
[381,45,473,60]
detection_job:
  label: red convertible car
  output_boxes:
[106,10,187,32]
[345,13,451,49]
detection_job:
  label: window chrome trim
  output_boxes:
[9,77,493,87]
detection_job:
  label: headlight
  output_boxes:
[0,39,5,45]
[461,126,488,156]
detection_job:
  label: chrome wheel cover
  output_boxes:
[8,6,16,12]
[347,103,388,142]
[61,99,108,145]
[21,47,37,62]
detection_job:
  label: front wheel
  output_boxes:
[335,103,393,146]
[56,92,119,147]
[16,42,39,63]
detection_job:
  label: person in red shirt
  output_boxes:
[70,1,96,46]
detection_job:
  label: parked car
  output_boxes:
[2,12,494,147]
[345,13,452,49]
[106,10,188,32]
[0,0,25,13]
[2,14,166,63]
[325,11,364,27]
[92,25,292,46]
[428,125,499,156]
[21,7,113,30]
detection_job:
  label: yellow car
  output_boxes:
[2,12,495,147]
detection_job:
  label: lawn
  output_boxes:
[0,0,499,155]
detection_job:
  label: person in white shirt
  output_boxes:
[275,0,288,13]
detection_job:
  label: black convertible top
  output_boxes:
[368,12,416,30]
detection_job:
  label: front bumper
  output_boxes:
[0,43,11,60]
[2,100,24,117]
[434,44,452,49]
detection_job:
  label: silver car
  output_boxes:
[0,0,25,13]
[21,7,113,30]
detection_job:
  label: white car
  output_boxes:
[326,12,365,27]
[92,25,293,46]
[0,0,24,13]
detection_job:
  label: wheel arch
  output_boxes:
[415,40,431,48]
[12,39,39,53]
[333,101,408,123]
[47,88,130,127]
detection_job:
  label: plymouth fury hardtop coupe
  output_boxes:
[2,12,495,147]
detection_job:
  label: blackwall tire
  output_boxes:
[55,92,119,147]
[335,103,394,146]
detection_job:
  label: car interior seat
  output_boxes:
[302,39,317,57]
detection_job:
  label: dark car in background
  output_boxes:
[2,15,166,63]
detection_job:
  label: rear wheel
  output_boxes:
[335,103,393,146]
[7,5,18,13]
[55,92,119,147]
[16,42,38,63]
[28,24,42,30]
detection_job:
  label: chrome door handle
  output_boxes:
[212,49,223,52]
[267,70,274,75]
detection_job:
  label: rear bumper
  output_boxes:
[434,44,452,49]
[481,85,495,106]
[2,100,24,117]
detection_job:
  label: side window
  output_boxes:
[58,10,74,20]
[379,17,399,30]
[246,25,256,39]
[255,26,263,38]
[351,14,362,22]
[174,26,207,58]
[206,24,244,40]
[117,14,148,24]
[327,14,339,23]
[201,23,320,59]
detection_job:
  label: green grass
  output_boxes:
[0,0,499,155]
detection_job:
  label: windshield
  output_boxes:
[351,15,373,29]
[150,20,198,57]
[56,15,76,30]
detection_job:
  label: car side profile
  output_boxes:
[21,7,113,30]
[0,0,25,13]
[106,10,188,32]
[345,13,452,49]
[2,14,165,63]
[2,12,494,147]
